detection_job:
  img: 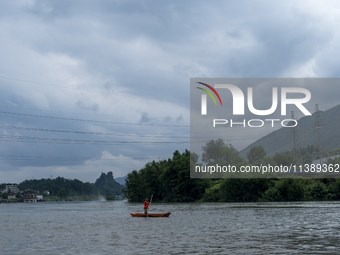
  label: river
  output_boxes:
[0,201,339,254]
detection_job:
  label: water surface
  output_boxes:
[1,201,339,254]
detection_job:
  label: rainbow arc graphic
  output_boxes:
[196,82,222,106]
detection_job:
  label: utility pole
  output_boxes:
[312,104,324,163]
[289,111,300,162]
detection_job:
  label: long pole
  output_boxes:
[147,194,153,218]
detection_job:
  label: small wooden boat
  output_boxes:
[130,212,171,217]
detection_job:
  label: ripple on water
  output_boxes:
[1,201,340,254]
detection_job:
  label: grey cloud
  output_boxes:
[163,116,172,123]
[76,100,99,111]
[176,114,183,123]
[139,112,153,123]
[1,0,340,183]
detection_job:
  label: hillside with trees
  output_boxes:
[93,171,125,198]
[15,171,124,200]
[124,150,207,202]
[240,103,340,157]
[19,177,93,197]
[124,140,340,203]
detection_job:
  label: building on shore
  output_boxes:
[22,189,38,203]
[5,183,19,194]
[7,193,16,199]
[43,190,50,195]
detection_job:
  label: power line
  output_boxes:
[0,104,187,121]
[0,124,189,137]
[0,154,169,161]
[0,135,190,145]
[0,110,189,127]
[0,104,139,118]
[0,75,188,105]
[0,125,265,141]
[0,134,263,145]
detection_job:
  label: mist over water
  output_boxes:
[1,200,339,254]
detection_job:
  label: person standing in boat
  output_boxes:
[144,198,150,215]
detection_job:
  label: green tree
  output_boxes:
[327,156,340,165]
[219,178,272,202]
[305,182,328,200]
[261,179,308,202]
[202,139,226,164]
[124,170,145,202]
[247,146,266,164]
[161,150,207,202]
[201,180,223,202]
[260,186,282,202]
[2,193,8,199]
[202,139,244,165]
[124,150,208,202]
[95,190,100,197]
[330,148,340,156]
[15,192,21,199]
[329,179,340,199]
[273,152,295,166]
[57,188,68,200]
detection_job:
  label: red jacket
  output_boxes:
[144,201,149,209]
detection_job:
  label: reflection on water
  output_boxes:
[1,201,340,254]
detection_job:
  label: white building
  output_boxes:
[5,184,19,194]
[8,193,16,199]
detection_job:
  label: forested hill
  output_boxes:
[124,146,340,203]
[94,172,124,196]
[19,177,93,196]
[240,103,340,158]
[17,171,124,197]
[124,150,207,202]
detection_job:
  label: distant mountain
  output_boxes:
[240,104,340,158]
[94,172,125,196]
[115,175,127,186]
[17,172,125,197]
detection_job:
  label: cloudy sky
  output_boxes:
[1,0,340,183]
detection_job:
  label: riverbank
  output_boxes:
[0,196,124,203]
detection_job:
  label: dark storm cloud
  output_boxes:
[1,0,340,182]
